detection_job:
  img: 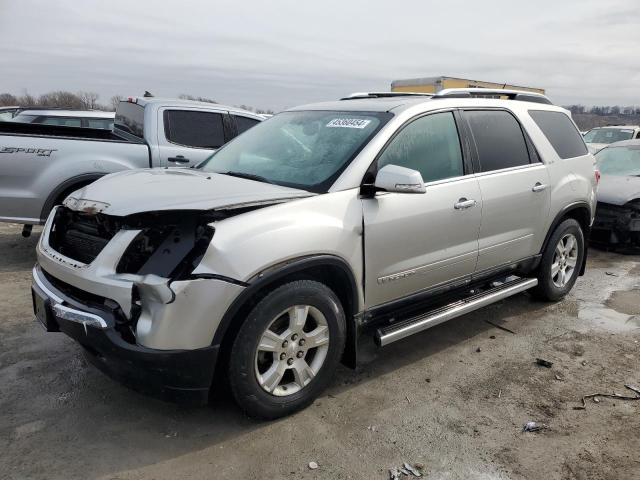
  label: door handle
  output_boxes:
[532,182,547,192]
[168,155,190,164]
[454,198,477,210]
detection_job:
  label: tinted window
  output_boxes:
[164,110,225,148]
[378,112,464,182]
[529,110,587,159]
[466,110,530,172]
[114,102,145,138]
[234,115,260,134]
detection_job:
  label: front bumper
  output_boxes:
[591,202,640,248]
[32,265,218,405]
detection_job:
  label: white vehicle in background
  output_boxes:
[0,97,262,233]
[583,125,640,154]
[12,109,115,130]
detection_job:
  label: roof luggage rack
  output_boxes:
[340,92,433,100]
[433,88,552,105]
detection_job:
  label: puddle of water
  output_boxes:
[578,301,640,332]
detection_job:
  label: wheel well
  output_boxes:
[540,204,591,276]
[212,262,359,385]
[40,174,103,221]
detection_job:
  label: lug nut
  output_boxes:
[281,340,288,348]
[299,339,306,346]
[296,351,304,358]
[291,334,298,341]
[280,353,286,360]
[287,358,294,365]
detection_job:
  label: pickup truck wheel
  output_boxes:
[533,218,584,301]
[228,280,346,419]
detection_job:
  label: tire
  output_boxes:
[533,218,584,301]
[228,280,346,419]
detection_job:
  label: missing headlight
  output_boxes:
[116,211,216,278]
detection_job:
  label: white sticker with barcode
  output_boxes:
[326,118,372,129]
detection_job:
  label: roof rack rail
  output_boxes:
[340,92,433,100]
[433,88,552,105]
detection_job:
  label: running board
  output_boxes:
[375,277,538,347]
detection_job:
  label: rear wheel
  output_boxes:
[228,280,346,419]
[533,218,584,301]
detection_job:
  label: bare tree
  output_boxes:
[78,91,100,110]
[179,94,217,104]
[0,93,18,106]
[109,95,123,111]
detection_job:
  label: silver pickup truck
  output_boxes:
[0,97,262,232]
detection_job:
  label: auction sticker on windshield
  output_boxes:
[326,118,372,129]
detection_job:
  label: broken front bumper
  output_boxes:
[32,265,218,405]
[592,202,640,249]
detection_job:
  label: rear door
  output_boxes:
[362,110,482,307]
[462,109,551,272]
[157,108,231,167]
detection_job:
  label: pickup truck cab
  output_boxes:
[0,97,262,228]
[32,89,597,419]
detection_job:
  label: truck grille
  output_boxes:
[49,207,120,264]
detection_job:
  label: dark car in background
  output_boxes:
[592,140,640,251]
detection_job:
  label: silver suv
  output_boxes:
[32,89,597,418]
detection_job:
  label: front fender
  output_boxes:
[193,188,365,306]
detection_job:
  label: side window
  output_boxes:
[164,110,225,148]
[234,115,260,135]
[465,110,530,172]
[636,131,640,139]
[377,112,464,183]
[529,110,587,159]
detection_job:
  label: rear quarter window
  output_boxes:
[529,110,587,159]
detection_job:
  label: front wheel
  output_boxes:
[228,280,346,419]
[533,218,584,301]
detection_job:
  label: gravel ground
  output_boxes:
[1,223,639,480]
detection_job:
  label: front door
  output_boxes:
[363,111,482,308]
[157,108,229,167]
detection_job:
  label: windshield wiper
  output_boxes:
[222,171,273,184]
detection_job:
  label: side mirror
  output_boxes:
[374,164,426,194]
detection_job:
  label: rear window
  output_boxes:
[465,110,531,172]
[114,102,145,138]
[164,110,225,148]
[40,117,82,127]
[529,110,587,159]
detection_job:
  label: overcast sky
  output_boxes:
[1,0,639,110]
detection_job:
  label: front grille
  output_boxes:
[48,207,120,264]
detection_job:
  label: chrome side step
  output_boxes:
[375,277,538,347]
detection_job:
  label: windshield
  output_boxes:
[583,128,635,144]
[197,110,391,192]
[596,145,640,176]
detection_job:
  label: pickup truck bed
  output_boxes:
[0,122,150,224]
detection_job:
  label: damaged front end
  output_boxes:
[33,205,259,404]
[592,200,640,251]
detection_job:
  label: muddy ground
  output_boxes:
[0,223,639,480]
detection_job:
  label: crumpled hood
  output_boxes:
[66,168,313,216]
[597,175,640,206]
